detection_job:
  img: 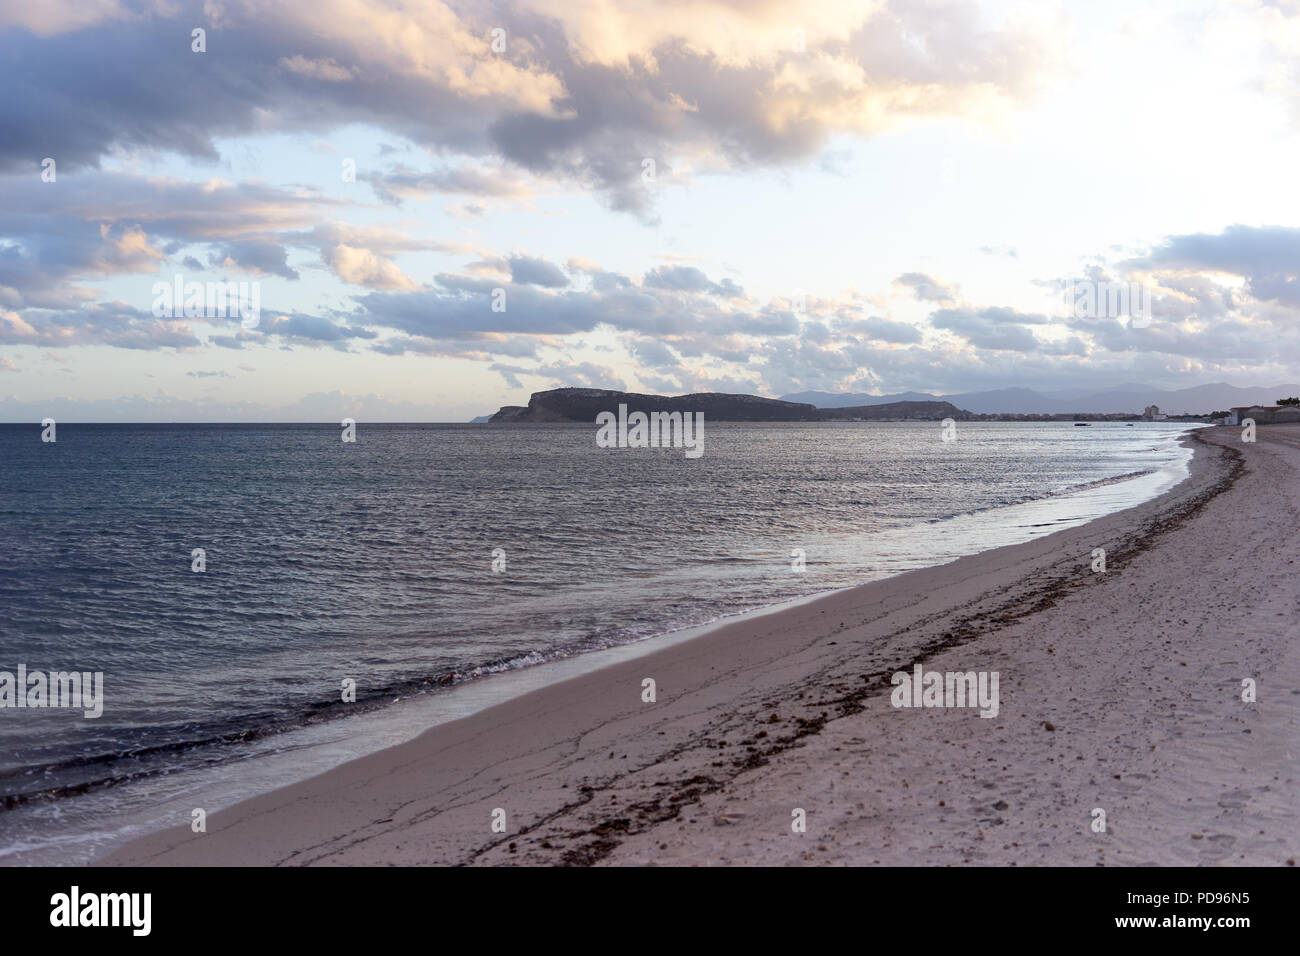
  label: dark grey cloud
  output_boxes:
[508,254,569,288]
[643,265,744,299]
[846,315,924,344]
[628,338,681,368]
[258,311,378,345]
[590,271,633,292]
[208,241,300,280]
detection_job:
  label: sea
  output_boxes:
[0,420,1198,863]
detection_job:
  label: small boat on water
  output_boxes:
[1073,422,1091,426]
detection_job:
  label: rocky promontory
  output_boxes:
[488,388,967,422]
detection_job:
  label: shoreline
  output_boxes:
[98,424,1300,866]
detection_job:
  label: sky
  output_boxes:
[3,0,1300,421]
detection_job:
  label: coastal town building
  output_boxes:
[1224,405,1300,426]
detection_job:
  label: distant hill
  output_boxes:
[488,388,963,422]
[781,383,1300,415]
[781,387,1058,413]
[490,388,822,422]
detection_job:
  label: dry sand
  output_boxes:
[102,425,1299,866]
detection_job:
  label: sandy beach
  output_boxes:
[102,424,1299,867]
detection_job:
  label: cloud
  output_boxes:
[12,158,1300,402]
[489,359,627,391]
[929,307,1047,352]
[0,302,200,349]
[363,163,537,205]
[846,315,924,345]
[302,221,456,290]
[0,0,139,37]
[643,265,743,298]
[1139,225,1300,308]
[894,272,959,304]
[258,311,378,344]
[0,170,342,307]
[628,337,681,368]
[508,254,569,288]
[207,240,300,279]
[322,244,416,290]
[0,0,1062,217]
[279,55,355,82]
[445,201,488,219]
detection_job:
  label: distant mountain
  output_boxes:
[948,388,1057,414]
[781,387,1071,414]
[781,383,1300,415]
[817,401,966,421]
[468,415,493,423]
